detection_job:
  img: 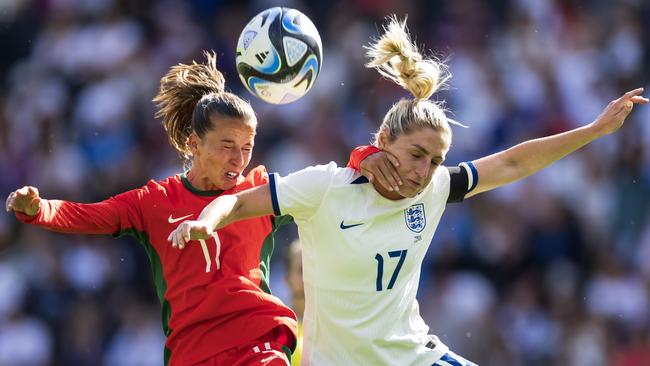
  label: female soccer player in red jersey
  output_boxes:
[5,51,373,366]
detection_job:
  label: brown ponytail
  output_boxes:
[153,51,226,158]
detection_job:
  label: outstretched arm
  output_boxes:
[168,183,273,249]
[6,185,139,235]
[466,88,648,198]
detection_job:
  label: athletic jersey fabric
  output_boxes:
[17,166,296,365]
[269,162,477,365]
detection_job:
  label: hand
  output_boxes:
[590,88,648,137]
[359,150,403,191]
[168,220,214,249]
[6,186,41,216]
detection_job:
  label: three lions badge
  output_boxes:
[404,204,426,233]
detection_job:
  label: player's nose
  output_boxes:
[229,148,245,167]
[413,161,430,182]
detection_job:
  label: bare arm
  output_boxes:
[168,183,274,248]
[466,88,648,198]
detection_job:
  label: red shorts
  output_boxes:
[194,326,294,366]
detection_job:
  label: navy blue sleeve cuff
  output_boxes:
[268,173,282,216]
[447,161,479,203]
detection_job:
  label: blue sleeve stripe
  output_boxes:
[432,353,464,366]
[459,161,478,192]
[268,173,282,216]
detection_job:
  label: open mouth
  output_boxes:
[225,171,239,180]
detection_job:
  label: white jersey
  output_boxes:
[269,162,476,366]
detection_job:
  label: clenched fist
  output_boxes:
[6,186,42,216]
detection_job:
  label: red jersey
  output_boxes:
[16,166,296,365]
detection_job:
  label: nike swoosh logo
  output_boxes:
[340,221,363,230]
[168,214,193,224]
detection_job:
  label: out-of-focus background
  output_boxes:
[1,0,649,365]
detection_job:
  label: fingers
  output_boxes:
[630,95,649,104]
[617,88,648,106]
[360,152,403,191]
[378,159,400,192]
[6,189,28,212]
[13,186,36,199]
[168,227,179,248]
[177,223,189,249]
[169,221,210,249]
[5,191,16,212]
[622,87,644,100]
[372,166,395,192]
[5,187,40,215]
[15,186,29,196]
[182,224,191,248]
[169,223,190,249]
[385,152,401,170]
[382,155,402,190]
[609,88,647,116]
[27,186,39,198]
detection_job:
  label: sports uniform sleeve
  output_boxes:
[15,188,145,235]
[347,145,381,171]
[268,162,337,222]
[446,161,479,203]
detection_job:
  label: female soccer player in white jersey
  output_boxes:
[168,18,648,366]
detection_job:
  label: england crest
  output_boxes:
[404,204,426,233]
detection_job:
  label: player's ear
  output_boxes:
[188,132,200,156]
[377,128,390,149]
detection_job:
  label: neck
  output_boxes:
[372,180,403,200]
[186,168,220,191]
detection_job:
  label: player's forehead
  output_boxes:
[395,127,450,157]
[205,116,256,144]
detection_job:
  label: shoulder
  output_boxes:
[280,162,358,184]
[230,165,269,193]
[435,165,451,186]
[145,175,183,194]
[246,165,270,186]
[107,175,179,206]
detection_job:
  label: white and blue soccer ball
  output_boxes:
[236,7,322,104]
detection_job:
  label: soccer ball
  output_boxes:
[236,7,323,104]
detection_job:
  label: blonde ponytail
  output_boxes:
[365,16,448,100]
[367,16,453,144]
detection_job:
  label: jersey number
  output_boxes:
[198,233,221,272]
[374,249,408,291]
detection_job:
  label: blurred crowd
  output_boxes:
[1,0,649,365]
